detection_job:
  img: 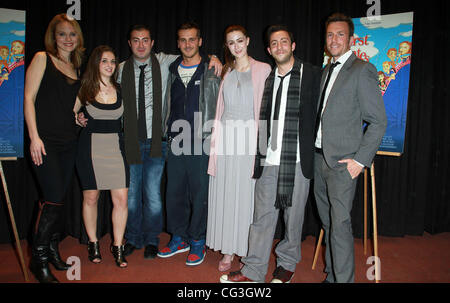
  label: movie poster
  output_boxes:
[324,12,414,155]
[0,8,25,158]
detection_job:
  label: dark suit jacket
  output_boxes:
[298,61,322,179]
[320,53,387,168]
[253,59,321,180]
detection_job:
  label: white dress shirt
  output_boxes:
[266,64,303,165]
[315,50,352,149]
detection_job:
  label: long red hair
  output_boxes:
[222,25,248,79]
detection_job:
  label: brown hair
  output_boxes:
[178,21,201,38]
[127,24,152,41]
[266,24,294,46]
[44,13,85,69]
[78,45,118,105]
[325,13,355,39]
[222,25,248,78]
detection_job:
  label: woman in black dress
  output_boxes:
[24,14,85,283]
[74,45,129,268]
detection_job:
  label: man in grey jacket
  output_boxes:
[314,13,387,283]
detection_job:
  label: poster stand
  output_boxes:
[311,162,381,283]
[0,158,29,282]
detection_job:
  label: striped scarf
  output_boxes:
[254,57,302,209]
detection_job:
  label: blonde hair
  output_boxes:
[44,13,85,69]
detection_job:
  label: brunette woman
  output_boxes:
[24,13,85,283]
[74,45,129,268]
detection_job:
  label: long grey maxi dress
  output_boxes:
[206,68,256,257]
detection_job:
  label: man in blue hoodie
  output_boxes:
[157,22,220,266]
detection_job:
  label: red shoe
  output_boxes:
[220,271,256,283]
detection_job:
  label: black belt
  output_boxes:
[315,147,323,155]
[85,119,121,134]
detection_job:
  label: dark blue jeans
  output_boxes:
[165,139,209,243]
[125,139,167,248]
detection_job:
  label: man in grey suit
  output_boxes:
[314,13,387,283]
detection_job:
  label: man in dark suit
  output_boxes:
[220,25,321,283]
[314,13,387,283]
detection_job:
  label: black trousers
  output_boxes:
[31,140,77,204]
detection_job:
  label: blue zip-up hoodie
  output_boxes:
[168,55,205,138]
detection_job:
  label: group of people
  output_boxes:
[24,12,387,284]
[378,41,412,94]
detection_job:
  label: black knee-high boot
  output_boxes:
[30,202,63,283]
[49,233,70,270]
[48,203,70,271]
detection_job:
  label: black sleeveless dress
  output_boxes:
[76,91,129,190]
[31,52,80,203]
[35,53,80,147]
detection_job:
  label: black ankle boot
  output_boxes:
[111,245,128,268]
[49,233,70,270]
[30,246,59,283]
[30,202,63,283]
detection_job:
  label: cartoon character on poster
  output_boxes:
[0,22,25,84]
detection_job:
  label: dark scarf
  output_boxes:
[122,51,162,164]
[253,58,302,209]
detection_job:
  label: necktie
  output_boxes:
[138,64,147,140]
[315,61,340,139]
[271,71,291,152]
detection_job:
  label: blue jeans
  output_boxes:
[125,139,167,248]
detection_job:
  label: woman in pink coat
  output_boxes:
[207,25,271,272]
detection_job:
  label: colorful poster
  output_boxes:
[324,12,413,155]
[0,8,25,158]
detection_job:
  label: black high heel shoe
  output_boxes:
[87,241,102,264]
[111,245,128,268]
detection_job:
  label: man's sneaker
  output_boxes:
[270,266,294,283]
[157,236,190,258]
[186,239,206,266]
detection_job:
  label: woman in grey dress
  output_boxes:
[74,45,129,268]
[207,25,271,272]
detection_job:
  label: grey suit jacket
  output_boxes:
[320,53,387,168]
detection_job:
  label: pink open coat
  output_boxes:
[207,57,271,176]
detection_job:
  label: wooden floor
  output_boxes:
[1,232,449,284]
